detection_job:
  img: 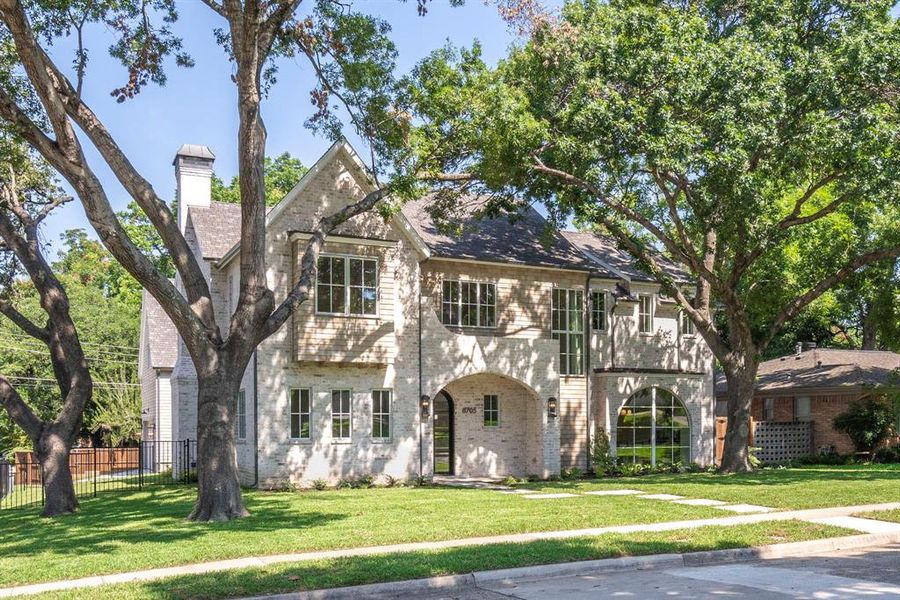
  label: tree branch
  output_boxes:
[764,245,900,349]
[0,299,50,343]
[0,376,42,440]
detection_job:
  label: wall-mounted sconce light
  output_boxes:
[547,396,558,419]
[420,395,431,418]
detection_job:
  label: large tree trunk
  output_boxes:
[188,369,249,522]
[35,427,77,517]
[719,362,758,473]
[861,304,878,350]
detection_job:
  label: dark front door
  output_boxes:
[433,391,454,475]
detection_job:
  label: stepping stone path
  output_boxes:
[712,503,775,514]
[523,493,580,499]
[673,498,728,506]
[489,486,778,514]
[639,494,685,501]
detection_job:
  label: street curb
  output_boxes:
[251,531,900,600]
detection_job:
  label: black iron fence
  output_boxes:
[0,440,196,511]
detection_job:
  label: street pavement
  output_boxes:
[389,542,900,599]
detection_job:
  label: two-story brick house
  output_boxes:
[140,140,716,486]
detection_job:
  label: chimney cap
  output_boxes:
[173,144,215,164]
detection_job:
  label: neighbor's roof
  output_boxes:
[716,349,900,396]
[187,201,243,260]
[400,196,614,275]
[142,291,178,370]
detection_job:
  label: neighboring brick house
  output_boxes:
[716,346,900,457]
[140,140,716,487]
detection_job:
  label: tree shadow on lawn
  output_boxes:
[129,535,795,600]
[0,486,346,562]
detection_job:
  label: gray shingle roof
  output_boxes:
[716,349,900,396]
[400,196,612,274]
[142,291,178,370]
[187,201,243,259]
[562,231,691,283]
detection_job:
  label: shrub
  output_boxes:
[874,446,900,464]
[833,396,896,454]
[561,467,583,480]
[500,475,518,486]
[383,475,402,487]
[748,447,761,469]
[336,478,353,489]
[687,462,704,473]
[412,475,429,487]
[312,478,329,491]
[353,474,376,489]
[591,430,617,475]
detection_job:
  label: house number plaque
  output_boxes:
[461,407,478,414]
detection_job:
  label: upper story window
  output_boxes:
[316,255,378,316]
[794,396,811,421]
[552,288,584,375]
[591,291,608,332]
[441,280,496,328]
[638,294,654,334]
[680,310,695,336]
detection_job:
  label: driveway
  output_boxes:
[397,542,900,599]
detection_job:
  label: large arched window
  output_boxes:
[616,388,690,466]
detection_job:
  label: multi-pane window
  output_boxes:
[441,280,496,327]
[591,291,607,332]
[483,394,499,427]
[236,389,247,440]
[638,294,654,333]
[290,388,311,440]
[331,389,352,440]
[372,390,391,439]
[616,388,690,466]
[316,256,377,316]
[552,288,584,375]
[680,310,695,336]
[763,398,775,421]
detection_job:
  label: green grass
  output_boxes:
[524,464,900,509]
[1,464,896,588]
[26,520,853,600]
[855,508,900,523]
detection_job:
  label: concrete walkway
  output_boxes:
[2,502,900,598]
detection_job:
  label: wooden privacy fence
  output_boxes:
[14,447,139,485]
[715,417,813,465]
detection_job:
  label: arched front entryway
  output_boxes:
[616,387,691,466]
[432,373,549,478]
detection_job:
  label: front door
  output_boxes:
[433,391,454,475]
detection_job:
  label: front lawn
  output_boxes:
[1,464,896,588]
[27,520,852,600]
[855,508,900,523]
[523,464,900,509]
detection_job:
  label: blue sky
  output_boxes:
[40,0,525,250]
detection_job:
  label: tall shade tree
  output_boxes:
[0,150,92,516]
[406,0,900,472]
[0,0,423,520]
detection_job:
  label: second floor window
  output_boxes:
[442,280,496,327]
[680,310,695,336]
[552,288,584,375]
[290,388,311,440]
[638,294,654,334]
[332,389,352,440]
[591,291,607,332]
[316,255,378,316]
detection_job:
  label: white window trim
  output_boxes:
[483,394,500,428]
[638,294,655,335]
[371,389,392,441]
[591,290,608,333]
[331,388,353,443]
[441,279,498,329]
[680,309,696,337]
[315,254,380,318]
[289,387,312,442]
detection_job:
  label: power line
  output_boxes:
[3,376,140,388]
[0,338,139,361]
[0,344,139,365]
[0,330,139,353]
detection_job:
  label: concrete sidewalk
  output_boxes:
[2,502,900,598]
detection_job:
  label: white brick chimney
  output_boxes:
[173,144,215,232]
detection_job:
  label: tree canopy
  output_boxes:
[211,152,307,207]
